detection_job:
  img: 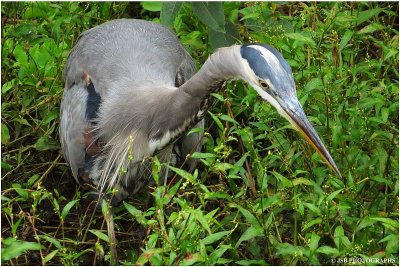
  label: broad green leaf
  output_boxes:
[191,2,225,32]
[11,217,23,238]
[285,32,316,47]
[219,114,238,125]
[123,201,148,226]
[358,23,384,34]
[272,172,293,188]
[333,225,352,250]
[39,235,62,249]
[42,110,59,125]
[355,8,383,25]
[370,217,398,231]
[27,174,40,187]
[237,205,263,232]
[167,165,195,183]
[209,245,231,265]
[378,234,399,255]
[326,189,343,202]
[1,238,43,262]
[292,178,313,186]
[316,246,340,256]
[309,233,320,252]
[193,209,211,234]
[201,230,230,245]
[339,30,354,52]
[302,217,322,231]
[61,199,78,221]
[89,230,109,243]
[208,111,224,131]
[204,192,231,200]
[43,249,58,263]
[136,248,165,265]
[164,178,182,201]
[160,2,183,26]
[191,152,217,159]
[209,28,229,49]
[1,79,14,94]
[141,2,162,12]
[34,136,58,151]
[1,123,10,144]
[13,44,28,64]
[304,77,323,92]
[179,252,204,266]
[236,259,268,265]
[235,226,263,248]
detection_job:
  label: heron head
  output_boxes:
[240,44,341,177]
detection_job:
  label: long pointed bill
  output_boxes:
[279,99,342,178]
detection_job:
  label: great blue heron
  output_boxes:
[60,19,341,259]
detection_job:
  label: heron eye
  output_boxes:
[259,80,269,89]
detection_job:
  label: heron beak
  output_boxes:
[279,99,342,178]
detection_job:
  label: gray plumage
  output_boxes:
[60,19,341,203]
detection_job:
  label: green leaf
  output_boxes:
[89,230,109,243]
[209,245,231,265]
[191,2,225,32]
[355,8,383,25]
[123,201,148,226]
[370,217,398,231]
[191,152,217,159]
[208,111,224,131]
[339,30,354,52]
[167,165,195,183]
[43,249,58,263]
[179,252,204,266]
[42,110,59,125]
[326,189,343,202]
[285,32,316,47]
[1,238,43,262]
[1,79,15,94]
[34,136,58,151]
[193,208,211,234]
[39,235,62,249]
[292,178,313,186]
[141,2,162,12]
[237,205,263,232]
[316,246,340,256]
[1,123,10,144]
[236,259,268,265]
[309,233,320,252]
[358,23,384,34]
[272,172,293,188]
[209,28,230,50]
[302,217,322,231]
[201,230,231,245]
[13,44,28,64]
[136,248,165,265]
[61,199,78,221]
[160,2,183,26]
[219,114,238,125]
[235,226,263,249]
[304,203,321,216]
[333,225,352,250]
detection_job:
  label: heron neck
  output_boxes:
[180,45,242,99]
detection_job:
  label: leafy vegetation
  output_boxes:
[1,2,398,265]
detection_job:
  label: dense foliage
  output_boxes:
[1,2,398,265]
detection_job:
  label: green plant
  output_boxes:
[1,2,398,265]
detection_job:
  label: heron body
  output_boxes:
[60,19,341,203]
